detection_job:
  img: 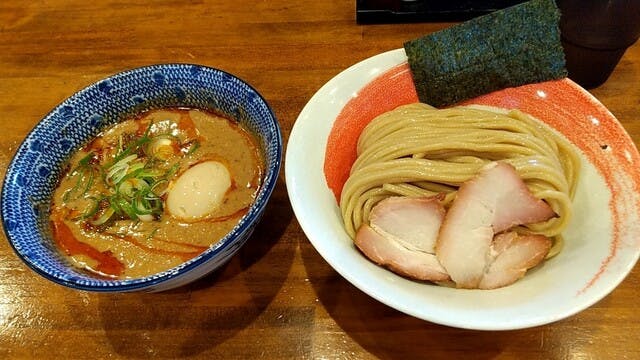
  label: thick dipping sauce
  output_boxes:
[50,108,263,279]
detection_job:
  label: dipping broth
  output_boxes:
[50,108,264,279]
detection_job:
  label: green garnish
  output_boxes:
[70,196,101,221]
[90,206,115,226]
[63,119,196,227]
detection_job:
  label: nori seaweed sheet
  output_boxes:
[404,0,567,107]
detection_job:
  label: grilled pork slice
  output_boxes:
[479,232,552,289]
[355,196,449,281]
[436,162,556,288]
[369,196,445,253]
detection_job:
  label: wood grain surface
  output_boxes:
[1,1,638,359]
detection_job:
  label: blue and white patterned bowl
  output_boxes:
[1,64,282,292]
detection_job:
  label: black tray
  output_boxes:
[356,0,527,23]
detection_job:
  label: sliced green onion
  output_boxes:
[186,140,200,155]
[118,180,133,198]
[106,154,137,185]
[109,122,153,165]
[150,179,169,197]
[62,165,95,202]
[71,196,101,221]
[112,154,138,170]
[77,152,95,167]
[126,161,145,175]
[90,206,115,226]
[118,178,149,198]
[113,195,138,220]
[73,119,204,226]
[164,163,180,178]
[138,168,165,181]
[108,168,128,186]
[132,195,154,215]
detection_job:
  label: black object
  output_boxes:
[356,0,527,23]
[557,0,640,88]
[404,0,566,107]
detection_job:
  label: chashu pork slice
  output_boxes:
[355,196,449,281]
[369,195,445,253]
[436,162,556,289]
[479,232,552,289]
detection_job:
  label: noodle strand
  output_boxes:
[340,103,580,258]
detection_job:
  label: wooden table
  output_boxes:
[1,2,638,359]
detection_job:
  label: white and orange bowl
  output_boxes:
[2,64,282,292]
[285,48,640,330]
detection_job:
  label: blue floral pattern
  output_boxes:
[1,64,282,292]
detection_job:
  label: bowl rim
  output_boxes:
[285,48,640,330]
[1,63,282,292]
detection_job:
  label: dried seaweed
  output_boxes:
[404,0,567,107]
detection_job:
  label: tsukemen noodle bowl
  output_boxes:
[285,48,640,330]
[1,64,282,292]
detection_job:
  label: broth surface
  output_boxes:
[50,108,263,279]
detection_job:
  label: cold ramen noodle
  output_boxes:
[50,108,263,279]
[340,103,580,289]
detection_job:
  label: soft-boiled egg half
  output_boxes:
[166,161,232,221]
